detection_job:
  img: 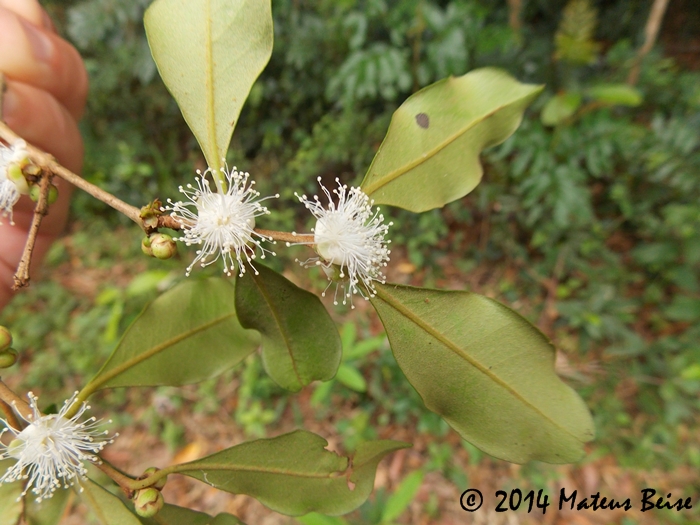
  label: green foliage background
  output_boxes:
[2,0,700,520]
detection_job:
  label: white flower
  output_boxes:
[294,177,392,307]
[0,140,28,225]
[164,165,278,277]
[0,178,20,225]
[0,392,116,502]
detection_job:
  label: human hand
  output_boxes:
[0,0,88,309]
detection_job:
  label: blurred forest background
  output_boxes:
[2,0,700,523]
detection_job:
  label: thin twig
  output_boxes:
[0,121,142,224]
[255,228,314,245]
[627,0,670,85]
[0,398,21,430]
[12,174,51,289]
[0,379,32,421]
[93,458,138,498]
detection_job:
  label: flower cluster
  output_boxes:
[0,392,115,502]
[294,178,392,307]
[0,140,29,225]
[164,165,278,277]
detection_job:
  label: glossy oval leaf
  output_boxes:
[370,283,594,464]
[144,0,273,170]
[25,487,71,525]
[86,278,259,390]
[236,264,342,391]
[0,460,22,525]
[360,68,543,212]
[77,479,142,525]
[180,430,409,516]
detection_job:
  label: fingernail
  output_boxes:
[1,87,18,122]
[19,17,52,61]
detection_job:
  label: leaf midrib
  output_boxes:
[93,313,235,389]
[374,286,581,442]
[250,272,303,386]
[362,93,532,196]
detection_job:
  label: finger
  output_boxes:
[0,0,52,31]
[3,79,83,175]
[0,5,88,120]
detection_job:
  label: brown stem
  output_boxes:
[0,399,21,430]
[627,0,670,85]
[12,174,51,290]
[0,121,142,225]
[92,458,138,498]
[0,379,32,422]
[255,228,314,245]
[507,0,523,42]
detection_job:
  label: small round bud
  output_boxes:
[150,234,177,260]
[48,185,59,204]
[0,326,12,351]
[29,184,40,202]
[133,488,164,518]
[0,348,18,368]
[141,237,154,257]
[142,467,168,490]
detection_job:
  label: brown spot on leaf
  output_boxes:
[415,113,429,129]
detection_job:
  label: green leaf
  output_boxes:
[360,68,542,212]
[0,460,22,525]
[370,283,594,464]
[25,488,71,525]
[210,514,247,525]
[235,264,342,391]
[139,504,212,525]
[335,363,367,393]
[296,513,348,525]
[86,278,259,390]
[587,84,642,107]
[180,430,409,516]
[77,479,142,525]
[381,470,424,523]
[540,92,582,126]
[144,0,273,170]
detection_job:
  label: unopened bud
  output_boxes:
[133,488,164,518]
[150,234,177,260]
[7,164,30,195]
[29,185,40,202]
[0,348,18,368]
[0,326,11,351]
[48,185,59,204]
[142,467,168,490]
[141,237,154,257]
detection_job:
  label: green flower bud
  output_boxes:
[142,467,168,490]
[7,164,30,195]
[29,184,40,202]
[150,234,177,260]
[48,185,59,204]
[133,488,164,518]
[0,348,18,368]
[0,326,12,351]
[141,237,154,257]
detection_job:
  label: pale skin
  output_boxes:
[0,0,87,309]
